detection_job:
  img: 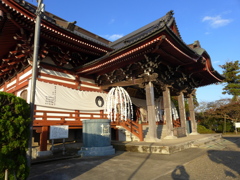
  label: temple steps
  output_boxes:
[116,126,140,142]
[112,134,222,154]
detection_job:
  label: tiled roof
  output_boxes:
[110,10,177,50]
[12,0,111,48]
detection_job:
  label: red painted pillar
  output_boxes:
[39,126,49,151]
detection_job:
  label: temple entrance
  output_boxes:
[105,86,144,141]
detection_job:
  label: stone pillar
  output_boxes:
[163,86,177,139]
[187,94,199,135]
[144,81,160,142]
[177,92,187,136]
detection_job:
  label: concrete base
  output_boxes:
[37,151,53,158]
[78,146,115,157]
[189,132,200,135]
[144,137,162,142]
[164,135,178,139]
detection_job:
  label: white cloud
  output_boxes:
[202,15,232,28]
[109,18,115,24]
[213,60,220,64]
[104,34,124,41]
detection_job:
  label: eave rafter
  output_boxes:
[45,45,70,67]
[1,0,110,57]
[97,51,201,96]
[40,23,109,54]
[0,28,48,84]
[43,45,95,68]
[79,36,164,75]
[0,0,112,73]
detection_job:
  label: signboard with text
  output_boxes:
[235,122,240,128]
[50,125,69,139]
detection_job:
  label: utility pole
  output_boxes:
[27,0,45,168]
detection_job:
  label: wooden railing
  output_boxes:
[104,113,144,141]
[173,118,181,128]
[120,119,144,141]
[33,110,144,141]
[33,110,107,127]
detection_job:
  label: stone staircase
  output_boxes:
[191,134,224,148]
[112,134,223,154]
[116,126,140,141]
[117,124,168,142]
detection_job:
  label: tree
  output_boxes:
[220,60,240,101]
[196,99,238,133]
[0,92,30,180]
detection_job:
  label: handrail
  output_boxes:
[120,119,143,141]
[173,118,181,128]
[33,110,144,141]
[33,110,107,126]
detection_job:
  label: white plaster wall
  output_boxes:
[39,76,75,85]
[80,77,100,90]
[80,84,100,90]
[80,77,95,84]
[6,79,16,88]
[40,68,75,80]
[19,69,32,80]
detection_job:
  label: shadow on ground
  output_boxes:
[208,150,240,177]
[166,136,240,180]
[29,151,124,180]
[29,136,240,180]
[171,165,190,180]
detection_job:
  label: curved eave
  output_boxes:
[166,29,224,86]
[77,25,203,75]
[197,50,224,86]
[77,26,224,88]
[196,69,224,87]
[77,35,162,75]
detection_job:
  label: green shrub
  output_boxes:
[216,121,235,133]
[197,125,214,134]
[0,92,30,180]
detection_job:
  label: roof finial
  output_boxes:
[166,10,174,17]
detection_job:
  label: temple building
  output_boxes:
[0,0,224,152]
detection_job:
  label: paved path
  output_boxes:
[159,136,240,180]
[28,136,240,180]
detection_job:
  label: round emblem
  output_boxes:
[95,96,104,107]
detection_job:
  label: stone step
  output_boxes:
[112,134,223,154]
[116,126,140,141]
[191,134,222,147]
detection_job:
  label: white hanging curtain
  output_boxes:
[35,80,107,110]
[131,96,179,122]
[105,87,133,121]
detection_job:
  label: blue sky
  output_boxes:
[28,0,240,102]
